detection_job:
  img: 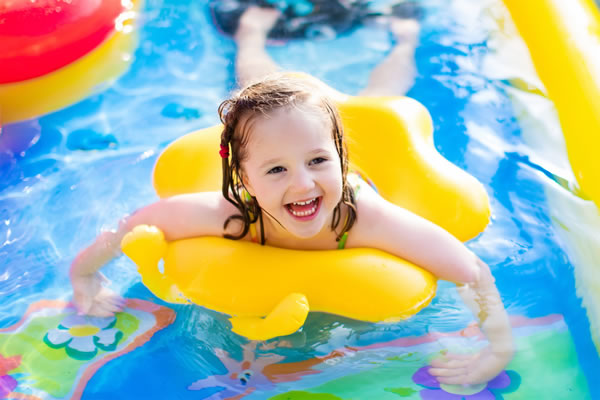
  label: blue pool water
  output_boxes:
[1,0,599,398]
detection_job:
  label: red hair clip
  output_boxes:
[219,144,230,158]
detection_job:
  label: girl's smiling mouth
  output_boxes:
[285,196,321,220]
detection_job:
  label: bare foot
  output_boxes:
[390,17,420,45]
[235,6,281,43]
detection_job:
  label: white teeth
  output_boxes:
[288,199,318,217]
[290,204,317,217]
[292,198,316,206]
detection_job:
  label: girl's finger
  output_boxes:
[96,293,124,313]
[438,352,477,360]
[93,301,119,317]
[104,295,126,312]
[88,303,114,318]
[430,357,472,369]
[99,288,125,305]
[428,366,469,378]
[97,285,124,303]
[107,295,127,310]
[102,301,123,314]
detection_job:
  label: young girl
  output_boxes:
[70,7,513,386]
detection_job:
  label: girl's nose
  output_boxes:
[291,168,315,193]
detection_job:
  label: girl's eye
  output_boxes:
[309,157,327,165]
[267,166,285,175]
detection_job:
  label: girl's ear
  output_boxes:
[240,170,256,197]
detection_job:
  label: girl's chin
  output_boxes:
[288,226,325,239]
[283,214,331,239]
[263,200,335,239]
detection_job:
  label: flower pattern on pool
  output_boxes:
[44,314,123,360]
[188,342,285,399]
[412,366,521,399]
[0,353,21,398]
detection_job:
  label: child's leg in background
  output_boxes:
[359,18,419,97]
[234,7,281,88]
[234,7,420,96]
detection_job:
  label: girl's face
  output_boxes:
[241,106,343,239]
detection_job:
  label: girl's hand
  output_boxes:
[71,271,126,317]
[426,257,513,386]
[428,345,513,385]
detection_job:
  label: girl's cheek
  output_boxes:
[265,182,285,205]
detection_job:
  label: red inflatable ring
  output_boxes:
[0,0,126,84]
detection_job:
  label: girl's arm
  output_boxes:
[70,192,235,316]
[351,187,513,385]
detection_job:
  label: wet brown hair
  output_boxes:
[218,73,357,245]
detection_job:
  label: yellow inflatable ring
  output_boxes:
[122,93,490,341]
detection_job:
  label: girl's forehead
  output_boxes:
[246,106,332,145]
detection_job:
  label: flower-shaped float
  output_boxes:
[412,366,520,399]
[44,314,123,360]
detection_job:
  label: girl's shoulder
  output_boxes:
[132,191,241,241]
[347,171,384,211]
[344,173,391,248]
[164,191,239,219]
